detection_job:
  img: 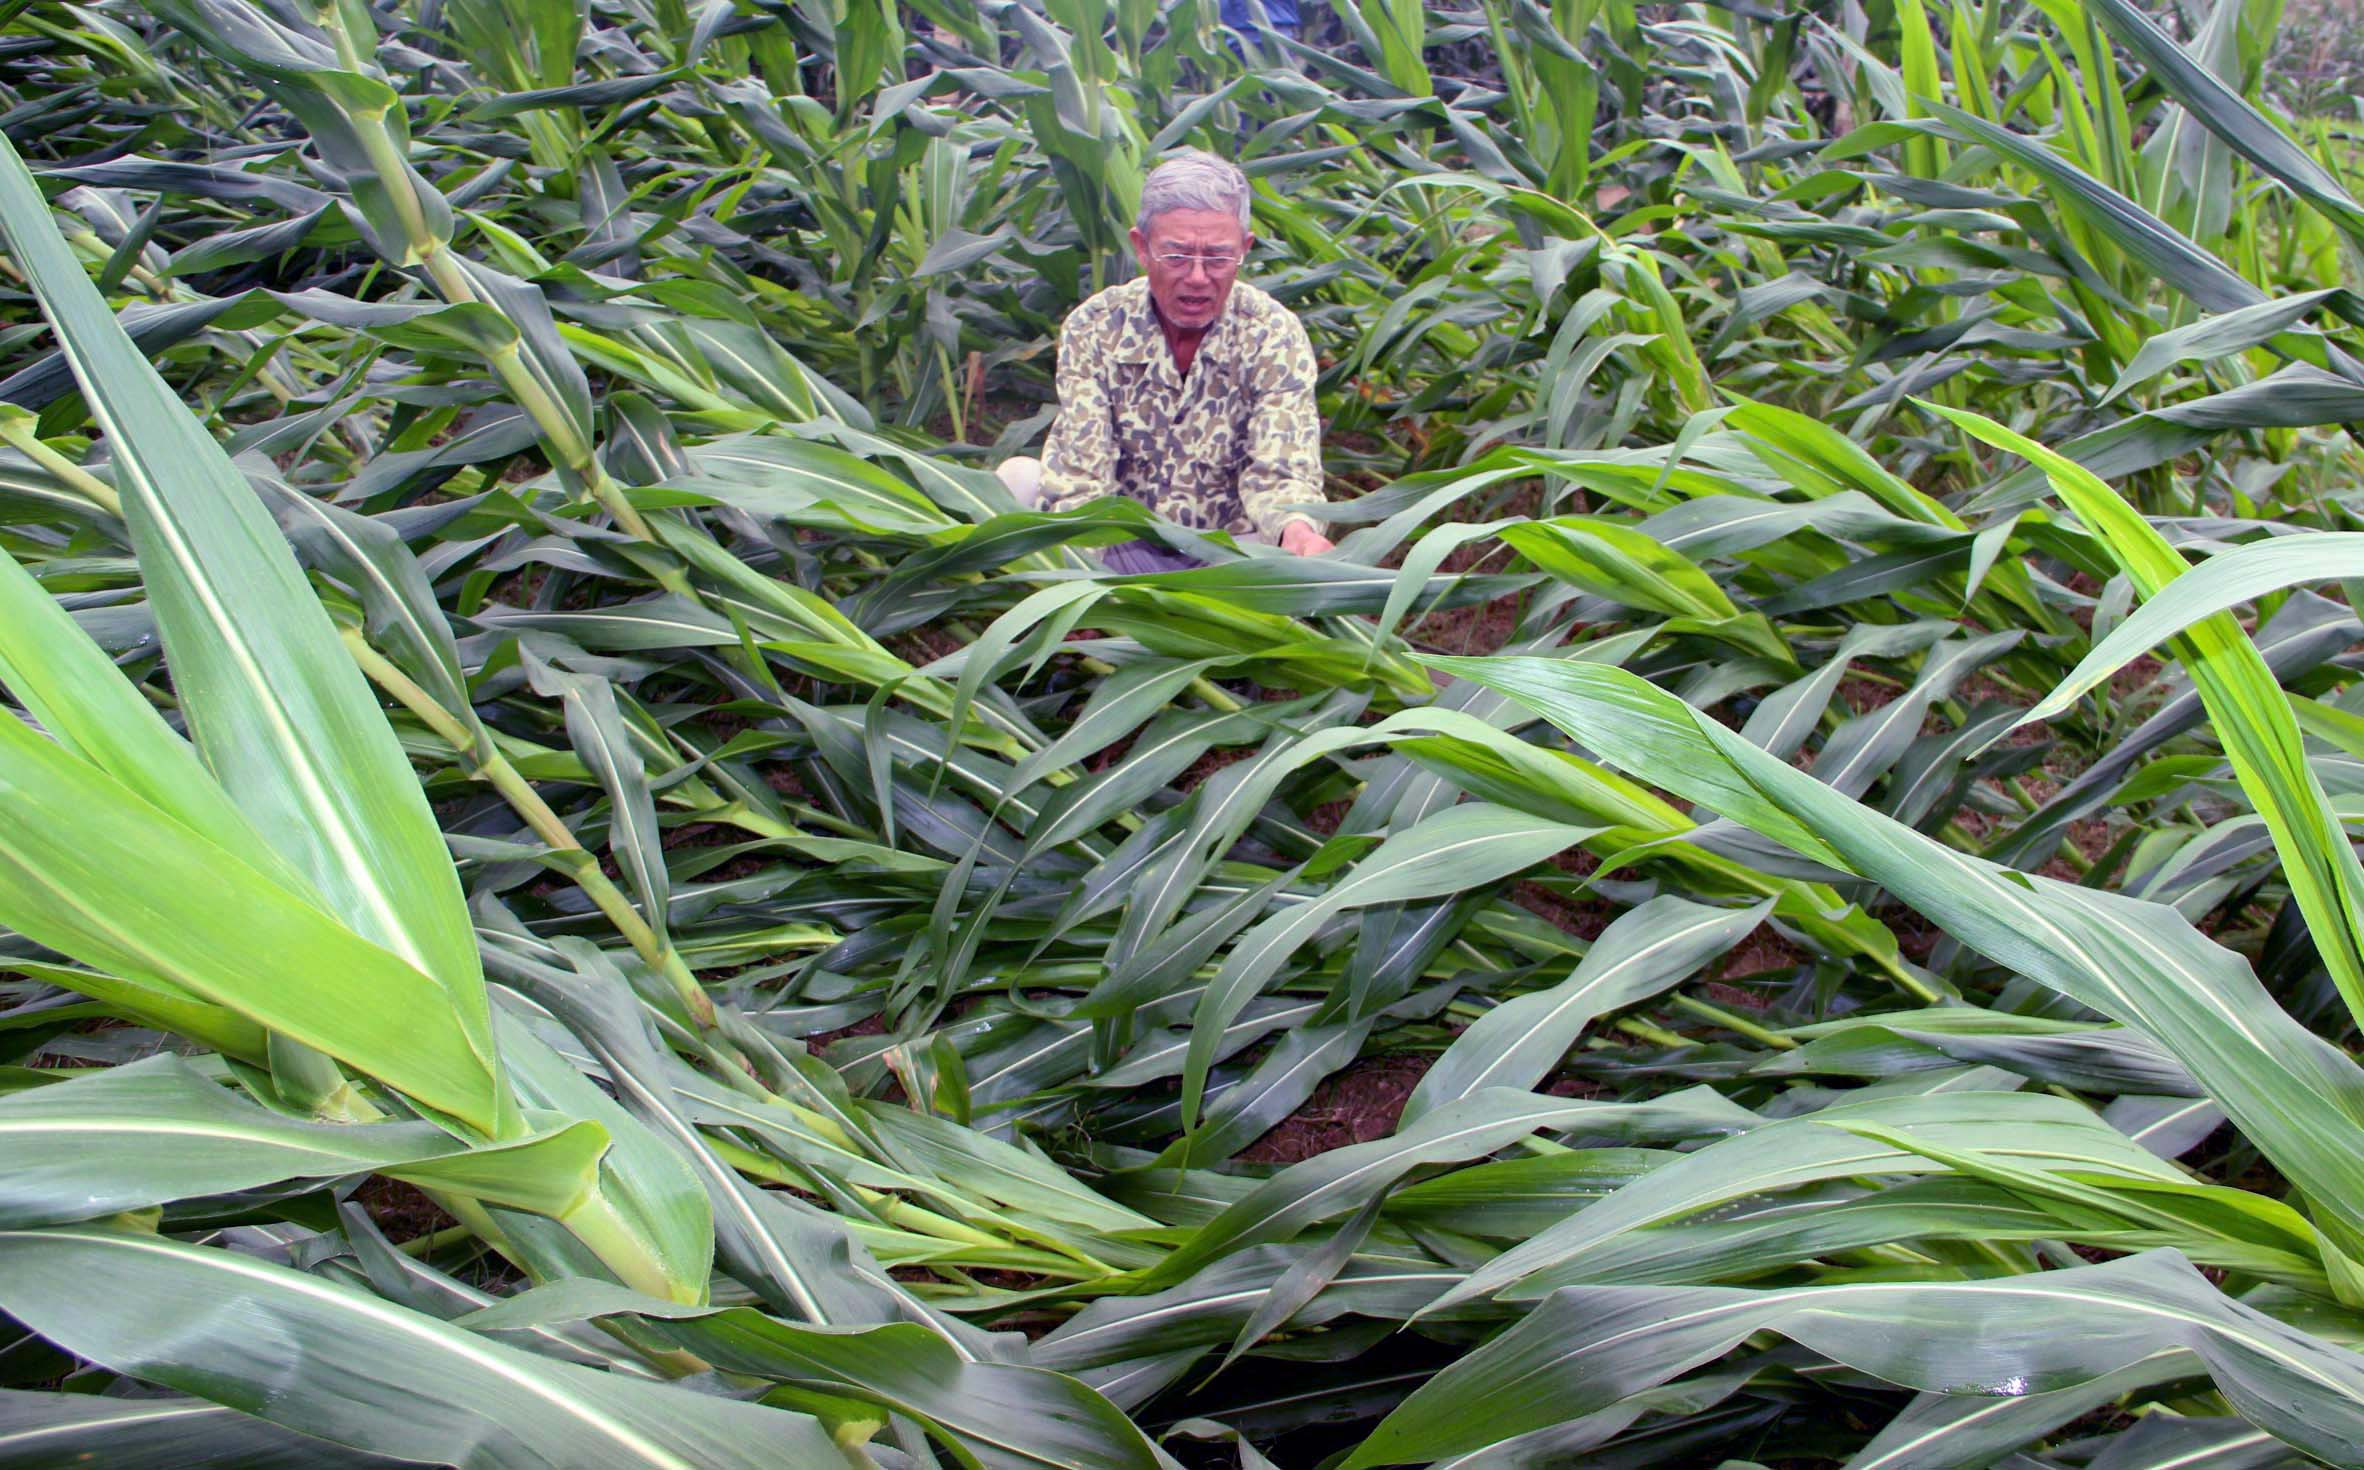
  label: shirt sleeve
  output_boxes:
[1036,306,1119,515]
[1237,310,1325,541]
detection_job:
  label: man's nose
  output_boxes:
[1180,257,1214,280]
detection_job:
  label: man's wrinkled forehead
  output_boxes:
[1142,208,1247,249]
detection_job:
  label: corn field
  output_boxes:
[0,0,2360,1465]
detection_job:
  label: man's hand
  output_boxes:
[1280,520,1333,557]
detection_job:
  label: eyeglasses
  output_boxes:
[1150,250,1244,274]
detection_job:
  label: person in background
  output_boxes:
[1220,0,1300,39]
[997,149,1333,573]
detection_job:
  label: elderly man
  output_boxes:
[998,150,1333,573]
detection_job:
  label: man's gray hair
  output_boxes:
[1136,149,1251,234]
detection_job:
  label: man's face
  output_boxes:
[1130,207,1252,333]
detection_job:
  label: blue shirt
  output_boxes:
[1219,0,1299,32]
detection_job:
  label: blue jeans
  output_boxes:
[1102,540,1205,574]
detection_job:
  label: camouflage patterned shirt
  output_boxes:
[1036,278,1324,540]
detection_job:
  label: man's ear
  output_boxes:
[1128,226,1150,262]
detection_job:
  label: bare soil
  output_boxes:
[1238,1052,1434,1163]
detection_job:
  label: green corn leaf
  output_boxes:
[494,940,972,1335]
[2081,0,2364,249]
[1406,896,1769,1121]
[1841,1352,2202,1470]
[258,476,488,756]
[0,1226,840,1470]
[460,1278,1175,1470]
[1924,103,2264,313]
[1435,1091,2191,1308]
[0,545,311,887]
[1143,1085,1754,1289]
[145,1,453,264]
[1180,803,1607,1130]
[2020,532,2364,726]
[2102,290,2349,403]
[0,1389,414,1469]
[1499,518,1744,619]
[1351,1252,2364,1467]
[496,1012,716,1306]
[671,435,956,537]
[0,959,264,1064]
[0,1054,609,1225]
[1933,404,2364,1038]
[0,133,506,1124]
[2061,1415,2301,1470]
[1527,1176,2075,1289]
[1035,1248,1426,1372]
[1830,1120,2327,1285]
[521,653,674,951]
[1723,395,1961,528]
[0,706,501,1130]
[1427,654,2364,1255]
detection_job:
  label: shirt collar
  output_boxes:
[1112,277,1248,372]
